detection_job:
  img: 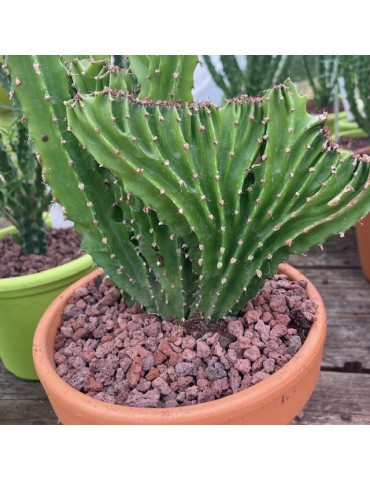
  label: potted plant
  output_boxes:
[7,55,370,424]
[0,60,94,380]
[202,55,292,97]
[340,55,370,281]
[302,55,340,112]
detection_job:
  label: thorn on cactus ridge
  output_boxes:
[33,63,41,75]
[15,77,22,86]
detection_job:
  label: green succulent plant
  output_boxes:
[303,55,340,107]
[6,55,370,322]
[203,55,293,97]
[341,55,370,138]
[0,60,51,255]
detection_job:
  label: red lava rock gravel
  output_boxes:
[0,228,83,278]
[54,273,318,408]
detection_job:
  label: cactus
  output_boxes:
[341,55,370,137]
[203,55,293,97]
[6,55,370,323]
[0,61,51,255]
[303,55,340,107]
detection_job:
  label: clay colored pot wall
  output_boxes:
[33,264,326,424]
[355,213,370,281]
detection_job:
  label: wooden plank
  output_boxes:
[289,228,361,268]
[293,263,370,369]
[0,400,58,425]
[293,267,370,314]
[323,315,370,369]
[0,361,58,425]
[292,371,370,425]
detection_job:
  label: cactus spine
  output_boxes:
[7,55,370,323]
[203,55,292,97]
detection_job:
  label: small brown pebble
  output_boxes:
[340,412,352,422]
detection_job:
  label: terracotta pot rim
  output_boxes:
[33,263,326,423]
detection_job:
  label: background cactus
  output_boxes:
[0,60,51,255]
[341,55,370,137]
[202,55,293,97]
[6,55,370,322]
[303,55,340,107]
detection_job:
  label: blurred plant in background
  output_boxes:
[0,58,51,254]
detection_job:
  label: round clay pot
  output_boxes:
[0,225,94,380]
[355,213,370,281]
[33,264,326,424]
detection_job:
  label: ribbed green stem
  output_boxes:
[7,55,370,324]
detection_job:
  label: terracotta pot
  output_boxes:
[355,213,370,281]
[33,264,326,425]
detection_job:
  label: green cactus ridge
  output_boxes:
[64,82,370,321]
[6,55,370,323]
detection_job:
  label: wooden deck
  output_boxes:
[1,227,370,424]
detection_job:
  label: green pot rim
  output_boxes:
[0,224,94,293]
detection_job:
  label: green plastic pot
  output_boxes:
[0,225,94,380]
